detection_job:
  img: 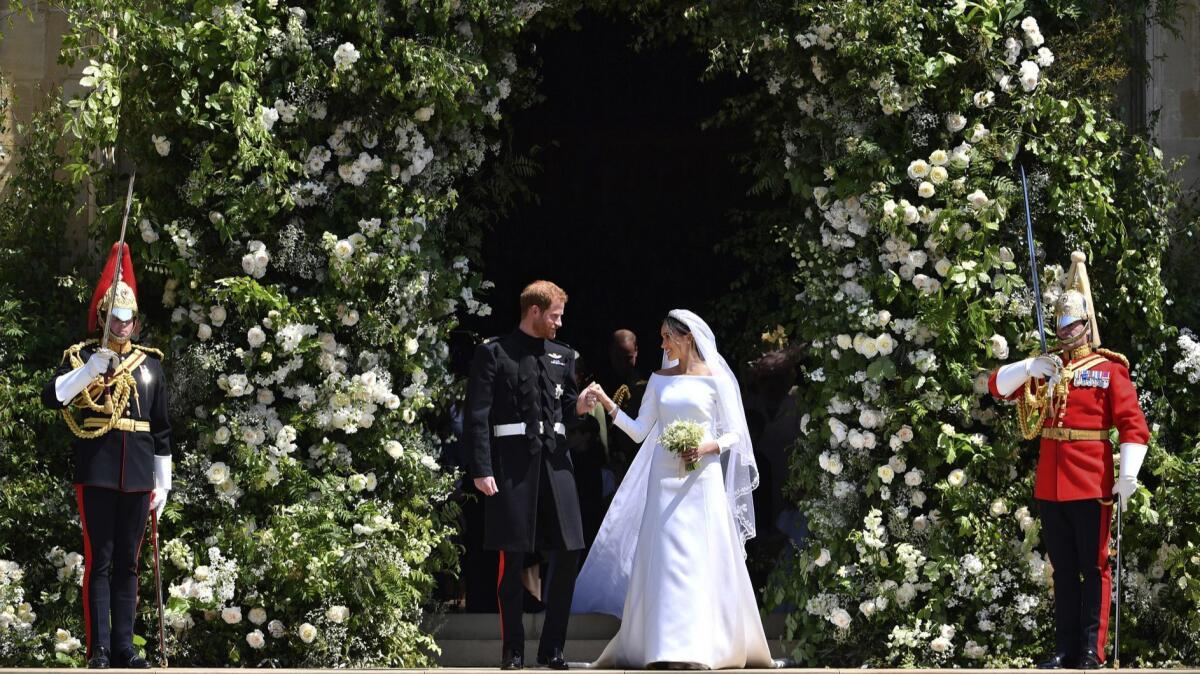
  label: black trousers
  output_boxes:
[497,460,580,657]
[76,485,150,657]
[1038,498,1113,661]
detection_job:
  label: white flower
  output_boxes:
[968,123,990,143]
[1036,47,1055,68]
[930,636,952,653]
[818,451,844,475]
[966,189,990,210]
[989,334,1009,359]
[990,499,1009,516]
[946,113,967,133]
[907,159,930,179]
[859,599,877,617]
[934,258,952,277]
[836,334,853,350]
[875,333,896,356]
[948,468,966,487]
[248,607,267,625]
[325,605,349,624]
[268,619,286,638]
[962,553,985,575]
[828,608,851,630]
[897,425,914,442]
[214,426,231,445]
[929,166,949,185]
[964,640,988,659]
[298,622,318,643]
[206,462,230,485]
[912,514,929,532]
[197,323,212,341]
[972,91,994,108]
[333,42,360,72]
[813,548,831,567]
[414,106,434,122]
[928,149,949,166]
[221,606,242,624]
[904,469,923,487]
[246,629,265,649]
[341,309,359,327]
[384,440,404,459]
[209,306,227,327]
[917,181,935,199]
[348,474,368,492]
[1020,16,1040,34]
[151,135,171,157]
[259,105,280,133]
[333,238,355,260]
[877,465,896,484]
[404,337,420,355]
[1019,60,1041,91]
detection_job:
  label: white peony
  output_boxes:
[248,607,267,625]
[875,333,896,356]
[414,106,434,122]
[972,90,994,108]
[966,189,990,210]
[828,608,851,630]
[917,181,935,199]
[246,629,265,649]
[333,42,360,72]
[1019,60,1040,91]
[213,427,231,445]
[948,468,966,487]
[325,605,349,624]
[934,258,952,277]
[877,465,896,484]
[151,134,171,157]
[945,113,967,133]
[384,440,404,459]
[989,333,1009,359]
[298,622,318,643]
[221,606,242,624]
[267,619,286,638]
[247,325,266,348]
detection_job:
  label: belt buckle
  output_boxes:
[537,421,544,435]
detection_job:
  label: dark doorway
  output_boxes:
[462,11,753,380]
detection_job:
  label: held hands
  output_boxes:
[680,440,720,464]
[580,382,614,414]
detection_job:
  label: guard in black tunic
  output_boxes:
[42,243,172,669]
[465,280,590,670]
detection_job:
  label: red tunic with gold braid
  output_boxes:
[988,348,1149,502]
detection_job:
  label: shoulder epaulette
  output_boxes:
[133,344,164,359]
[1096,348,1129,368]
[62,339,98,366]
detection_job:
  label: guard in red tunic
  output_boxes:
[41,243,172,669]
[988,251,1148,669]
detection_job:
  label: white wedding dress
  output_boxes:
[581,372,772,669]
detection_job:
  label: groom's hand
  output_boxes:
[473,476,499,496]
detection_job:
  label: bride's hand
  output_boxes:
[681,440,720,463]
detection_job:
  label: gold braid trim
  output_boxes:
[59,340,136,439]
[1016,377,1053,440]
[612,384,631,409]
[1096,348,1129,368]
[133,344,164,359]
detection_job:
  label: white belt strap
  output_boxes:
[493,421,566,437]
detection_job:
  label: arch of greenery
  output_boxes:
[0,0,1197,667]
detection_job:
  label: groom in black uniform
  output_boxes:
[466,280,591,670]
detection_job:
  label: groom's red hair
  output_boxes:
[520,280,568,316]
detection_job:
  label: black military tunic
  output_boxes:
[42,340,172,660]
[465,330,584,552]
[464,329,584,660]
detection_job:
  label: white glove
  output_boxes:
[54,349,118,404]
[150,455,172,520]
[993,355,1059,397]
[1027,355,1059,380]
[1112,442,1147,512]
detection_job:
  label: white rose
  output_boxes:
[917,181,935,199]
[268,619,286,638]
[209,306,227,327]
[206,462,229,485]
[990,499,1009,516]
[298,622,318,643]
[1036,47,1055,68]
[912,515,929,533]
[934,258,952,277]
[907,159,930,180]
[384,440,404,459]
[946,113,967,133]
[414,106,435,122]
[859,599,877,617]
[972,90,994,108]
[989,334,1009,359]
[877,310,892,326]
[341,309,359,327]
[248,607,267,625]
[246,629,265,649]
[910,490,927,507]
[930,636,951,653]
[1019,60,1040,91]
[247,326,266,348]
[221,606,242,624]
[877,465,896,484]
[897,425,914,442]
[214,427,231,445]
[948,469,966,487]
[151,134,171,157]
[902,202,920,225]
[875,333,896,356]
[333,42,360,72]
[828,608,851,630]
[929,166,948,185]
[836,334,853,350]
[197,323,212,341]
[966,189,989,210]
[404,337,420,355]
[928,149,949,166]
[813,548,832,567]
[969,123,990,143]
[325,605,349,624]
[333,239,354,260]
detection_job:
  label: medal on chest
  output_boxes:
[1073,369,1110,389]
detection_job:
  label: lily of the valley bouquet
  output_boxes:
[660,419,705,473]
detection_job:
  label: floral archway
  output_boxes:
[0,0,1196,667]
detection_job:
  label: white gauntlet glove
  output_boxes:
[993,355,1060,397]
[1112,443,1147,512]
[150,455,172,520]
[54,349,118,404]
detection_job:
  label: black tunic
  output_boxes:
[464,330,584,552]
[42,342,172,492]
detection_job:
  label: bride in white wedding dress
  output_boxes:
[572,310,773,670]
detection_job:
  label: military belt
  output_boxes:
[1040,427,1109,441]
[493,421,566,438]
[82,417,151,433]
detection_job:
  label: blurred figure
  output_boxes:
[568,354,608,552]
[600,329,646,483]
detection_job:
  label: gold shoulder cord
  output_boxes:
[1096,348,1129,368]
[1016,377,1052,440]
[59,340,137,439]
[612,384,631,409]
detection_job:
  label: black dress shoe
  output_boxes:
[113,648,151,669]
[501,651,524,670]
[87,647,111,669]
[1077,650,1104,670]
[537,647,568,670]
[1037,652,1075,669]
